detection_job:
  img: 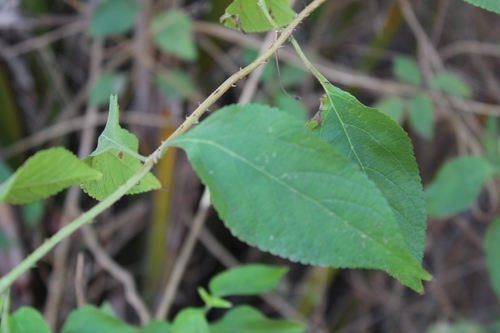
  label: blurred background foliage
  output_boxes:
[1,0,500,332]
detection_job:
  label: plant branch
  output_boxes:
[0,0,327,295]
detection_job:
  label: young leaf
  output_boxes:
[408,93,434,140]
[0,147,102,205]
[89,73,127,106]
[81,96,161,200]
[462,0,500,13]
[61,306,137,333]
[89,0,140,37]
[171,308,209,333]
[140,321,171,333]
[393,56,422,86]
[9,307,52,333]
[313,84,427,264]
[171,104,431,292]
[210,305,305,333]
[373,97,406,124]
[485,217,500,301]
[220,0,296,33]
[198,287,232,309]
[426,156,496,218]
[429,72,472,98]
[208,264,288,297]
[151,9,197,61]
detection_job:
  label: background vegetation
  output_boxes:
[1,0,500,332]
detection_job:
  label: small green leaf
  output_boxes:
[393,56,422,86]
[171,103,430,292]
[151,9,197,61]
[154,70,198,100]
[89,0,140,37]
[429,72,472,98]
[313,83,427,265]
[90,73,127,106]
[462,0,500,13]
[426,156,496,218]
[61,305,137,333]
[210,305,305,333]
[373,97,406,124]
[220,0,296,33]
[485,217,500,302]
[171,308,209,333]
[140,321,171,333]
[197,287,232,309]
[81,96,161,201]
[408,93,434,140]
[209,264,288,297]
[0,147,102,205]
[9,307,52,333]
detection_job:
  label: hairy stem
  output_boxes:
[0,0,327,294]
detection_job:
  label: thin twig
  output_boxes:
[154,190,211,320]
[2,20,86,59]
[238,31,275,104]
[75,253,86,308]
[82,225,151,325]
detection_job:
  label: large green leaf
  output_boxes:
[210,306,305,333]
[171,104,430,292]
[9,307,52,333]
[150,9,197,61]
[313,84,427,263]
[485,217,500,301]
[89,0,140,37]
[81,96,161,200]
[209,264,288,297]
[462,0,500,13]
[0,147,102,204]
[220,0,296,33]
[171,308,209,333]
[61,306,137,333]
[425,156,496,218]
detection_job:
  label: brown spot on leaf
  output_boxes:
[118,151,124,159]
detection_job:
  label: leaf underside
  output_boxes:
[313,83,427,264]
[171,104,430,291]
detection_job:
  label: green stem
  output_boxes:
[0,0,327,294]
[290,36,330,91]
